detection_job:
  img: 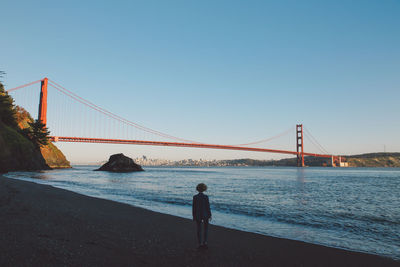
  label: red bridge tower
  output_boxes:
[38,77,48,125]
[296,124,305,167]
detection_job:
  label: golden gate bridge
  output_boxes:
[7,78,344,167]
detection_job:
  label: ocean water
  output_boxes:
[5,166,400,260]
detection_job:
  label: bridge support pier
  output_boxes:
[296,124,305,167]
[38,77,48,125]
[331,156,344,167]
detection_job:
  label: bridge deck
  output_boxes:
[50,136,334,158]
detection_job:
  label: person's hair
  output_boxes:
[196,183,207,192]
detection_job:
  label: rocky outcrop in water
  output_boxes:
[96,153,144,172]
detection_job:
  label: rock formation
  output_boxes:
[96,153,144,172]
[40,142,71,169]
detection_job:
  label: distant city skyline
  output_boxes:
[2,0,399,162]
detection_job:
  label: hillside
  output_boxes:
[215,153,400,167]
[15,106,71,169]
[346,153,400,167]
[0,122,50,172]
[0,81,70,172]
[220,157,331,167]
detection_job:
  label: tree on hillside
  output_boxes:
[0,71,18,128]
[21,119,50,148]
[15,106,33,127]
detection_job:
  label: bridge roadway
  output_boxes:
[50,136,334,159]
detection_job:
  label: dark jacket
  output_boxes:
[192,192,211,221]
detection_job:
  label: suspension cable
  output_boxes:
[6,79,43,93]
[303,127,329,154]
[234,127,294,146]
[47,79,201,143]
[304,134,326,154]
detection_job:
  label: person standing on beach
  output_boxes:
[192,183,212,249]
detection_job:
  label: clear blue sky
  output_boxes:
[2,0,399,162]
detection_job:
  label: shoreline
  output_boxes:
[0,175,398,266]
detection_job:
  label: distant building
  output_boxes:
[339,162,349,167]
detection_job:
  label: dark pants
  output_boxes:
[196,219,209,245]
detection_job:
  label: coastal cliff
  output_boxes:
[0,82,70,172]
[40,143,71,169]
[15,106,71,169]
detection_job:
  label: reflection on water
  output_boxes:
[296,169,307,206]
[6,166,400,260]
[296,168,306,183]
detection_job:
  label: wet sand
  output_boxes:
[0,175,398,266]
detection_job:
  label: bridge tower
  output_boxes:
[38,77,48,125]
[296,124,305,167]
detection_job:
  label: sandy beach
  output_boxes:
[0,175,398,267]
